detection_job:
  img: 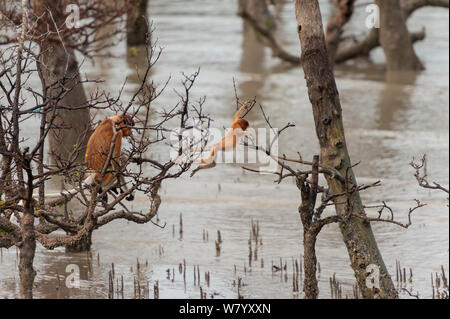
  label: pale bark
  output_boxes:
[294,0,398,299]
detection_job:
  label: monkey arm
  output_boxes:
[232,102,249,122]
[190,132,233,177]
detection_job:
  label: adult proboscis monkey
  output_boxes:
[84,113,135,202]
[42,114,135,203]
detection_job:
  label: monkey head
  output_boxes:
[115,113,135,137]
[232,118,249,131]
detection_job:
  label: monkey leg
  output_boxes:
[115,173,135,201]
[108,176,122,195]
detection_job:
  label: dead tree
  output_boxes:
[0,2,209,298]
[294,0,397,298]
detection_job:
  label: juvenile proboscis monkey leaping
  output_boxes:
[188,102,255,177]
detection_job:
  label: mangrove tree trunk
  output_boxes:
[294,0,398,299]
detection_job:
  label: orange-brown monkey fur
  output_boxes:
[198,118,249,163]
[85,114,135,200]
[190,105,253,177]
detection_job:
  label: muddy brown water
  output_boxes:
[0,1,448,299]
